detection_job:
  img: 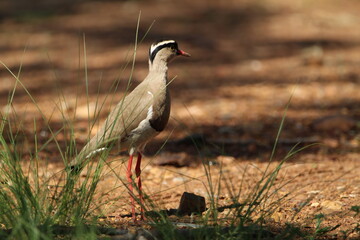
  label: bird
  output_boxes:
[69,39,190,221]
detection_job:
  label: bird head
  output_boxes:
[149,40,190,65]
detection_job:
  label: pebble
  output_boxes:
[172,177,185,183]
[321,200,342,210]
[216,155,235,164]
[310,202,320,207]
[177,192,206,216]
[307,190,321,195]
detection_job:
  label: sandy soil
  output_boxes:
[1,0,360,238]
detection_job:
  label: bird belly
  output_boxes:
[120,100,160,155]
[121,118,159,155]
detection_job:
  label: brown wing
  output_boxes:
[70,84,154,166]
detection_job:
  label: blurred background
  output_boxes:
[1,0,360,234]
[0,0,359,162]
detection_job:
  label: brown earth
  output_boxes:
[1,0,360,238]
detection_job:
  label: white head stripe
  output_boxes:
[150,40,176,54]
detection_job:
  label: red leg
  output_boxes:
[127,154,136,221]
[135,152,145,220]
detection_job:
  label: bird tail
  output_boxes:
[67,144,108,174]
[67,161,83,174]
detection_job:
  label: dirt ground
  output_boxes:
[1,0,360,238]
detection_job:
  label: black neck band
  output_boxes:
[149,42,178,63]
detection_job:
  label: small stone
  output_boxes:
[321,200,342,210]
[341,194,356,198]
[307,190,321,195]
[177,192,206,216]
[216,155,235,164]
[311,202,320,207]
[172,177,185,183]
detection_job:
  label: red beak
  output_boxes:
[177,49,191,57]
